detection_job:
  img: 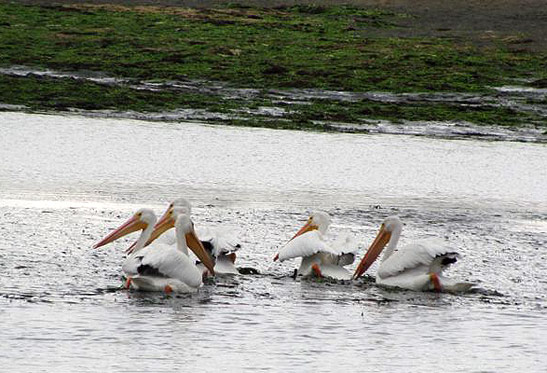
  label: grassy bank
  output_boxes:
[0,2,546,128]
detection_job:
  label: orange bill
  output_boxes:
[94,214,146,249]
[274,217,318,261]
[155,204,174,230]
[290,218,317,241]
[352,224,391,279]
[185,229,215,276]
[126,210,174,254]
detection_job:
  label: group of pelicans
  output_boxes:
[94,198,473,294]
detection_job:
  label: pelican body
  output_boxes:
[93,208,215,293]
[197,226,240,275]
[353,216,472,292]
[274,211,357,280]
[145,198,241,276]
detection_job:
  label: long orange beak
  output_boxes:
[352,225,391,279]
[125,204,188,253]
[185,228,215,276]
[154,202,190,232]
[290,219,318,241]
[273,217,318,261]
[94,215,146,249]
[126,209,174,254]
[134,214,215,276]
[155,205,174,230]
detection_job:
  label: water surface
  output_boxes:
[1,112,546,372]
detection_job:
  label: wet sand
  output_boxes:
[12,0,547,51]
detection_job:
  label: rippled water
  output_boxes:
[1,112,546,372]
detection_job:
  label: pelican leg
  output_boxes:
[311,264,323,278]
[227,253,237,264]
[125,276,133,289]
[429,273,442,292]
[202,268,212,281]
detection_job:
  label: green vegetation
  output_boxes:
[0,2,545,129]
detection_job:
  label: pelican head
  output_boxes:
[155,198,191,230]
[273,211,332,261]
[156,198,191,226]
[352,215,402,279]
[93,208,156,249]
[291,211,331,239]
[125,198,192,252]
[150,207,215,276]
[174,212,194,233]
[170,198,192,215]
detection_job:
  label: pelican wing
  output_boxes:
[324,233,358,267]
[196,226,241,257]
[122,245,156,276]
[378,238,459,279]
[330,233,359,255]
[137,245,203,288]
[196,226,215,242]
[122,254,141,276]
[277,230,338,262]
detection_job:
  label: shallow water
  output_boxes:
[2,65,546,142]
[1,112,546,372]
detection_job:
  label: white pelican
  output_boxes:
[196,226,240,275]
[93,208,215,293]
[147,198,241,276]
[274,211,358,280]
[126,198,192,251]
[353,216,473,292]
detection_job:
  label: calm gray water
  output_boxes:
[1,112,546,372]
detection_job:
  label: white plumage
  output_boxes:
[275,211,358,280]
[158,198,242,276]
[94,208,212,293]
[196,225,241,275]
[353,216,472,292]
[124,242,203,292]
[277,230,338,261]
[197,226,240,258]
[377,238,456,279]
[330,234,359,266]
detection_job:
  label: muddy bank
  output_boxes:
[12,0,547,51]
[1,2,545,133]
[1,65,546,140]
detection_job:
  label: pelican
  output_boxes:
[127,198,192,251]
[93,208,215,293]
[147,198,241,276]
[274,211,358,280]
[353,216,473,292]
[196,226,240,275]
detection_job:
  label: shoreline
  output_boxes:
[2,109,545,143]
[1,2,546,131]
